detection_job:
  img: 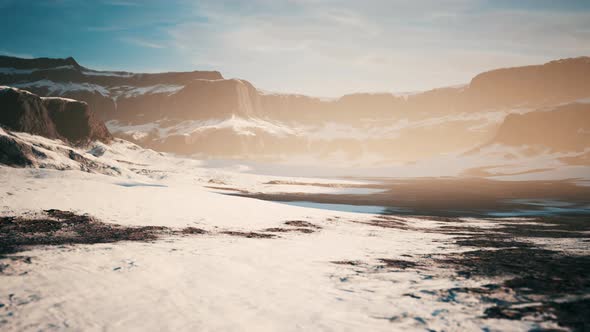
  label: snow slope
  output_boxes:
[0,131,583,331]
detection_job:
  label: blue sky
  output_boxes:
[1,0,589,96]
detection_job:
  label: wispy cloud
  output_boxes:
[162,0,590,96]
[122,37,166,49]
[87,25,126,32]
[101,0,140,7]
[3,0,589,96]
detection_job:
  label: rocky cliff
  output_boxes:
[1,55,589,162]
[486,102,590,152]
[0,86,111,144]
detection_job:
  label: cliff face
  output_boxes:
[0,87,58,139]
[4,55,590,125]
[0,55,223,122]
[0,86,111,144]
[0,55,222,87]
[467,57,590,110]
[1,55,589,162]
[0,55,81,71]
[487,102,590,152]
[43,97,111,144]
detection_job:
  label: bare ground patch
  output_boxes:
[0,210,168,257]
[0,210,213,259]
[284,220,321,229]
[221,231,277,239]
[262,227,314,234]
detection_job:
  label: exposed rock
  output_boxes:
[0,86,58,139]
[0,132,35,166]
[1,55,589,161]
[42,97,111,144]
[483,102,590,153]
[0,86,112,146]
[0,55,80,71]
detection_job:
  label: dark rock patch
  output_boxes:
[43,97,111,145]
[0,134,35,166]
[221,231,277,239]
[484,299,590,331]
[433,216,590,330]
[0,209,167,257]
[263,227,314,234]
[181,227,207,235]
[204,186,247,193]
[378,259,419,270]
[332,260,363,266]
[284,220,321,229]
[338,216,590,329]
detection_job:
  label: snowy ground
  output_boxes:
[0,135,588,331]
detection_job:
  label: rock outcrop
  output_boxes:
[43,97,111,144]
[0,86,59,139]
[0,86,111,144]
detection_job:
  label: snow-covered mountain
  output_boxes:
[1,55,589,163]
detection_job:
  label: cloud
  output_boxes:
[163,0,590,95]
[101,0,140,6]
[122,37,166,49]
[87,25,126,32]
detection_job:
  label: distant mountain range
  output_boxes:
[1,55,589,163]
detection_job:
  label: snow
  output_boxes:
[107,116,298,139]
[113,84,185,99]
[43,65,77,71]
[0,131,584,331]
[0,160,530,331]
[12,79,110,97]
[0,85,37,96]
[41,96,80,103]
[189,116,297,137]
[81,70,134,78]
[575,97,590,104]
[0,67,37,75]
[106,107,534,145]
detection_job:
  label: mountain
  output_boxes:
[1,55,589,163]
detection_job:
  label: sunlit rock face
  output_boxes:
[42,97,111,145]
[0,86,58,139]
[1,55,589,163]
[0,86,111,145]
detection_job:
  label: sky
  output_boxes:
[1,0,589,97]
